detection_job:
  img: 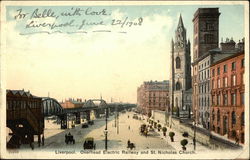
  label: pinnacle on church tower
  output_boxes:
[177,14,184,28]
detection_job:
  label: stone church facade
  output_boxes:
[169,15,192,119]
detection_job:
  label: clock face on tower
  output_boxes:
[176,73,180,78]
[178,27,182,32]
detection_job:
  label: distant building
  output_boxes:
[210,51,245,144]
[60,98,85,109]
[169,15,192,119]
[137,80,170,117]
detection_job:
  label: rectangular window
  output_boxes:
[208,97,210,106]
[212,80,215,89]
[223,77,228,87]
[241,59,244,68]
[217,94,220,105]
[223,64,227,73]
[232,62,236,70]
[217,79,220,88]
[212,69,215,77]
[206,23,214,30]
[204,34,214,43]
[217,67,220,75]
[218,95,221,106]
[231,93,236,106]
[241,93,244,105]
[212,95,215,105]
[207,70,210,78]
[232,75,236,86]
[223,94,228,105]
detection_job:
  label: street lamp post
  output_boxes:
[117,110,119,134]
[104,108,108,150]
[193,121,196,150]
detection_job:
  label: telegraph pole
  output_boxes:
[117,110,119,134]
[193,111,196,151]
[114,106,117,127]
[105,108,108,150]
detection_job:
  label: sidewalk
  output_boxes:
[140,118,209,152]
[210,131,243,148]
[158,125,209,152]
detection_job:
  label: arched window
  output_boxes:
[176,57,181,69]
[232,111,236,126]
[241,112,244,126]
[176,82,181,90]
[217,109,220,124]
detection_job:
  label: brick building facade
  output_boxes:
[60,98,85,109]
[137,80,170,117]
[210,52,245,143]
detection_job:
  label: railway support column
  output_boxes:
[38,134,41,147]
[75,112,81,124]
[86,111,91,121]
[95,110,100,118]
[60,114,67,129]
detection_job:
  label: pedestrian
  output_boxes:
[30,142,34,150]
[235,136,239,145]
[127,139,130,147]
[42,135,45,146]
[128,125,130,130]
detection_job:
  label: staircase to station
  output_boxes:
[7,104,42,149]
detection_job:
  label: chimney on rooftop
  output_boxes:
[220,37,236,51]
[236,37,244,52]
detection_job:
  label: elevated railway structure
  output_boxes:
[6,90,136,149]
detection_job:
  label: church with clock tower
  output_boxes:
[169,15,192,119]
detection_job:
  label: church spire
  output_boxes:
[178,14,184,28]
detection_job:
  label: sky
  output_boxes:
[4,4,245,103]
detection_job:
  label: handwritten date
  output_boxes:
[111,17,143,28]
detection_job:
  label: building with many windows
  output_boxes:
[192,8,220,127]
[193,38,244,129]
[210,51,245,143]
[137,80,169,117]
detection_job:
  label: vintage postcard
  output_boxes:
[0,1,249,159]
